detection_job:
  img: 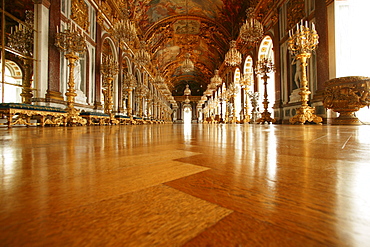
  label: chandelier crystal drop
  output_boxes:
[225,40,242,66]
[182,53,194,73]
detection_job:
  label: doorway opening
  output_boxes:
[183,106,192,124]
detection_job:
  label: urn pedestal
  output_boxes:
[323,76,370,125]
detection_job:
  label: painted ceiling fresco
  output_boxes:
[127,0,250,96]
[127,0,224,31]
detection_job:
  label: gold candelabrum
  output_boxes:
[223,90,231,123]
[7,10,34,57]
[101,55,119,124]
[20,59,33,104]
[55,25,87,126]
[228,83,239,123]
[123,73,137,117]
[145,91,153,120]
[248,91,259,123]
[7,11,34,104]
[288,21,322,124]
[240,74,252,123]
[218,84,227,123]
[255,58,276,124]
[135,83,149,118]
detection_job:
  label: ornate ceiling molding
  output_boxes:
[287,0,305,30]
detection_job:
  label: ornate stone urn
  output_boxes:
[323,76,370,124]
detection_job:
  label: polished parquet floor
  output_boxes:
[1,124,370,246]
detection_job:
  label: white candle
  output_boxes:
[11,26,13,34]
[306,21,308,28]
[312,23,316,31]
[56,25,59,33]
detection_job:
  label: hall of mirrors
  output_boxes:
[2,1,370,246]
[0,0,369,127]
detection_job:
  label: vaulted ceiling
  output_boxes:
[6,0,271,97]
[127,0,252,96]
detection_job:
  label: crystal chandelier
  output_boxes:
[123,73,137,89]
[210,70,222,87]
[184,84,191,96]
[239,8,264,45]
[207,81,217,92]
[181,0,194,73]
[204,89,212,96]
[112,9,137,44]
[136,41,151,66]
[225,40,242,66]
[154,72,165,84]
[182,53,194,73]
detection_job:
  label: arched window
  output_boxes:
[243,55,254,84]
[257,36,275,117]
[233,68,242,121]
[0,60,23,103]
[243,55,254,118]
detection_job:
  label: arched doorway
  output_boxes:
[183,104,192,124]
[257,36,275,118]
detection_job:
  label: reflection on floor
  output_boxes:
[1,124,370,246]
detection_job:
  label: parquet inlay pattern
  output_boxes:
[1,124,370,246]
[2,184,232,246]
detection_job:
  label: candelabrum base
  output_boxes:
[109,114,119,125]
[290,105,322,125]
[257,111,276,124]
[65,108,87,126]
[231,117,238,124]
[242,115,251,124]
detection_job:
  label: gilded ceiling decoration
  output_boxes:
[287,0,305,30]
[71,0,90,32]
